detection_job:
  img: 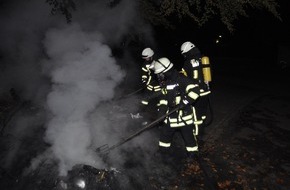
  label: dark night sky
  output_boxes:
[152,1,290,70]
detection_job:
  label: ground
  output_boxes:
[0,61,290,190]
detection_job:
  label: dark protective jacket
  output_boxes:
[181,47,210,97]
[157,70,202,127]
[182,47,203,81]
[141,60,162,106]
[141,60,161,92]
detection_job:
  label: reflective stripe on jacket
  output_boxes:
[157,71,202,127]
[141,61,161,91]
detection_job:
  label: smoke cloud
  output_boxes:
[0,0,156,176]
[43,23,125,175]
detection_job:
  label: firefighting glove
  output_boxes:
[141,79,147,87]
[179,99,190,109]
[156,108,167,126]
[157,106,167,119]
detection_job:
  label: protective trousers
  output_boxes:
[159,123,198,155]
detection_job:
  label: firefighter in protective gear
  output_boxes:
[180,41,211,133]
[154,57,201,159]
[140,48,161,105]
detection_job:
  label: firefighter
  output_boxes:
[180,41,211,135]
[154,57,201,160]
[140,48,162,118]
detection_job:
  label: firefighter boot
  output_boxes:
[186,151,199,163]
[157,147,174,165]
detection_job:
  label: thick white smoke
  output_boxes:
[43,23,125,175]
[0,0,156,176]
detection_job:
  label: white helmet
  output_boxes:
[142,48,154,59]
[154,57,173,74]
[180,41,195,54]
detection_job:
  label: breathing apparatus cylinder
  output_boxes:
[201,56,212,82]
